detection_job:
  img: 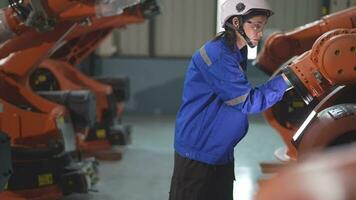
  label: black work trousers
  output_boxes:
[169,152,235,200]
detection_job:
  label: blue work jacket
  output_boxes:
[174,38,288,165]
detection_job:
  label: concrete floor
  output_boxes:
[62,114,283,200]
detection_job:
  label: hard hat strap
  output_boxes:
[225,21,255,48]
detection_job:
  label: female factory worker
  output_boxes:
[169,0,292,199]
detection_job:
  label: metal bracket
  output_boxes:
[25,0,56,32]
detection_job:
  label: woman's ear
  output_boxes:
[232,17,239,29]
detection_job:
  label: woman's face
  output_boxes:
[242,15,268,47]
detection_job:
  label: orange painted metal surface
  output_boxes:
[256,144,356,200]
[0,0,102,60]
[259,27,356,200]
[33,6,149,153]
[287,29,356,99]
[53,12,145,65]
[257,7,356,74]
[0,1,108,199]
[261,27,356,162]
[0,182,63,200]
[38,59,111,122]
[258,7,356,163]
[0,0,113,147]
[0,72,67,149]
[0,185,63,200]
[0,191,26,200]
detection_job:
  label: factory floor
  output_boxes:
[62,115,283,200]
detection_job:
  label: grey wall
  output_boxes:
[267,0,323,30]
[153,0,216,57]
[330,0,356,12]
[114,0,217,57]
[96,58,190,115]
[0,2,7,8]
[96,58,269,115]
[114,21,150,56]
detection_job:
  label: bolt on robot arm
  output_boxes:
[256,7,356,75]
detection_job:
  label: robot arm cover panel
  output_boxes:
[282,28,356,104]
[257,7,356,75]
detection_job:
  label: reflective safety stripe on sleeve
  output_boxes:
[199,46,212,66]
[225,92,249,106]
[238,64,244,72]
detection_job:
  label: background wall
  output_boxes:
[330,0,356,12]
[111,0,324,58]
[96,58,190,115]
[96,59,271,115]
[0,2,7,8]
[267,0,323,30]
[113,0,217,57]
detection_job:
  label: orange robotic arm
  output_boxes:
[0,2,151,153]
[0,0,141,148]
[0,0,96,41]
[259,28,355,163]
[2,0,141,32]
[257,7,356,75]
[0,0,144,78]
[256,143,356,200]
[0,0,140,58]
[51,0,159,65]
[31,1,159,147]
[282,28,356,104]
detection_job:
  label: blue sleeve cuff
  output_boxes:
[271,74,288,92]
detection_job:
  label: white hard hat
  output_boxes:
[220,0,273,27]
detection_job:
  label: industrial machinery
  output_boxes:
[257,7,355,75]
[26,0,160,158]
[255,143,356,200]
[260,28,355,165]
[282,28,356,156]
[0,0,142,199]
[255,25,356,199]
[256,7,356,161]
[252,5,356,198]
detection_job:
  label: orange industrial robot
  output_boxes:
[255,26,356,199]
[282,28,356,156]
[255,143,356,200]
[0,0,139,199]
[255,7,356,162]
[28,0,160,158]
[260,27,356,170]
[5,0,159,160]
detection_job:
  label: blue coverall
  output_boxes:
[174,38,288,165]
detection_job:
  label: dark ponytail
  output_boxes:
[214,17,239,51]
